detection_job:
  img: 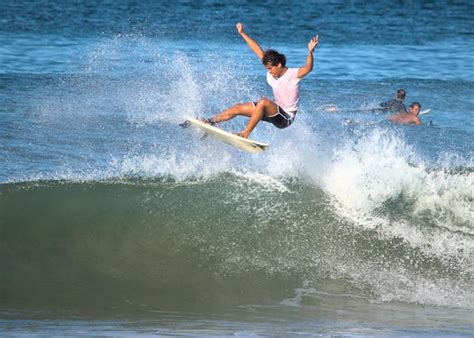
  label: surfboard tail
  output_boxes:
[179,120,191,128]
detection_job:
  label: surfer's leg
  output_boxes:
[210,102,255,123]
[240,97,278,138]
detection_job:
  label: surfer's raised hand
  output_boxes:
[298,35,319,78]
[308,35,319,53]
[236,23,264,59]
[236,22,244,34]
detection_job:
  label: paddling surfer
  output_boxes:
[388,102,422,125]
[206,22,319,138]
[380,88,407,113]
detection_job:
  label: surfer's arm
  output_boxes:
[298,36,319,78]
[236,23,264,60]
[387,114,400,123]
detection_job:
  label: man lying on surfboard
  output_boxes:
[380,88,407,113]
[388,101,422,125]
[205,22,319,138]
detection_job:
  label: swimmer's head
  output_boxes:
[397,89,406,100]
[410,101,421,115]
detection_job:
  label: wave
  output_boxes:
[1,157,472,310]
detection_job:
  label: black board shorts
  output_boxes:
[253,102,295,129]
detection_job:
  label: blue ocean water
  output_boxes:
[1,1,473,336]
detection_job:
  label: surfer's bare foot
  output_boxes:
[237,131,249,138]
[203,117,216,126]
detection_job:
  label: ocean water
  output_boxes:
[1,0,473,336]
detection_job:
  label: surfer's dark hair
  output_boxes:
[262,49,286,67]
[410,101,421,109]
[397,89,406,100]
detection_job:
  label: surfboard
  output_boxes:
[419,109,431,116]
[183,118,269,153]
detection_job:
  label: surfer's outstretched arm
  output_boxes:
[298,35,319,78]
[236,23,264,60]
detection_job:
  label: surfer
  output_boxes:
[388,102,422,125]
[206,22,319,138]
[380,88,407,113]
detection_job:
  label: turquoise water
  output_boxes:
[1,1,473,336]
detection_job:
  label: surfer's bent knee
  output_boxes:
[257,97,271,106]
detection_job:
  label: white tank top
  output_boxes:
[266,68,300,115]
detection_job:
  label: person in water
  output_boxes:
[380,88,407,113]
[207,22,319,138]
[388,101,422,125]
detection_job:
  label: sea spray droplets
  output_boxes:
[160,53,204,122]
[323,128,418,216]
[118,149,235,182]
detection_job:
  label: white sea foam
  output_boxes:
[337,260,473,308]
[296,126,472,269]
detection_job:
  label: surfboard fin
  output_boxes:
[205,118,216,126]
[179,120,190,128]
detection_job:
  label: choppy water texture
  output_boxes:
[1,0,473,336]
